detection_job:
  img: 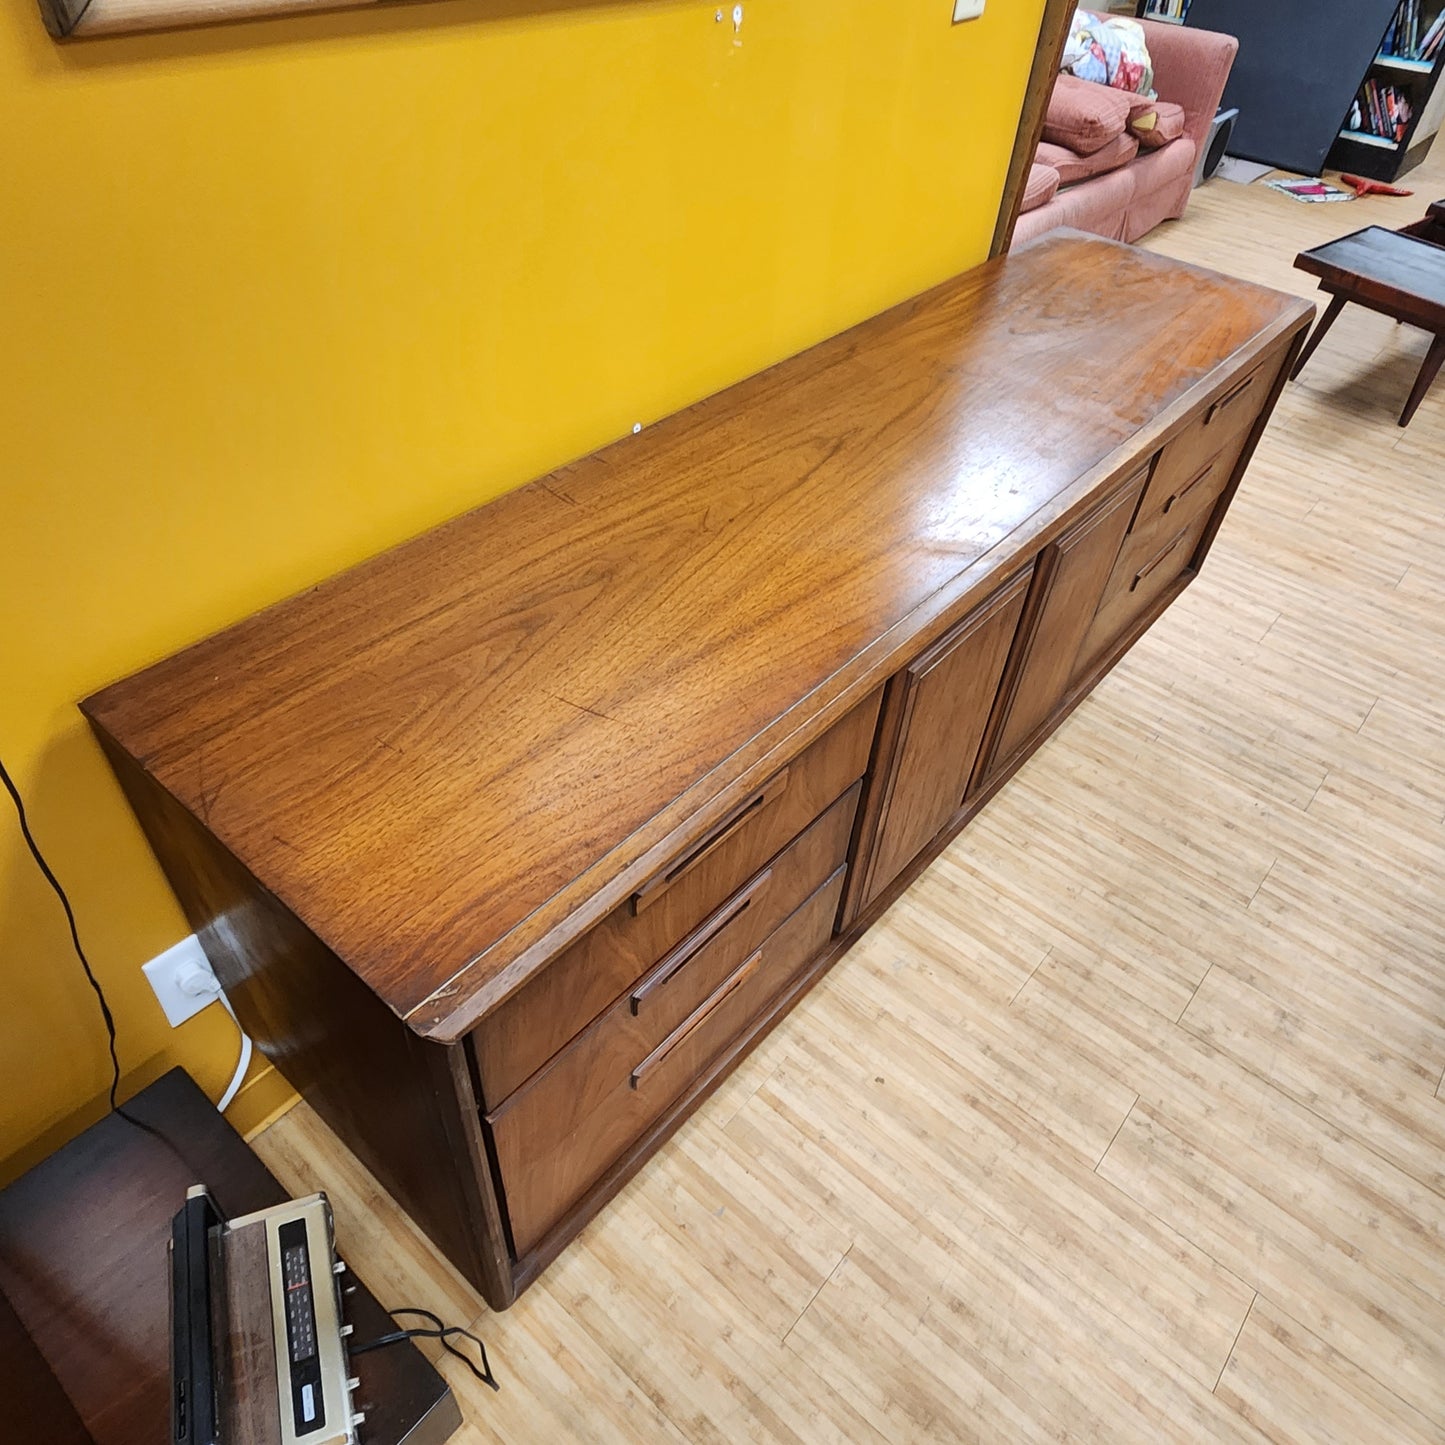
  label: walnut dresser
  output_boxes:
[83,233,1313,1311]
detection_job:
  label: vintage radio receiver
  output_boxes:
[170,1187,363,1445]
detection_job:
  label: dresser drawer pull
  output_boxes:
[630,948,765,1088]
[1131,530,1192,593]
[1162,461,1215,515]
[630,868,773,1016]
[631,767,791,915]
[1205,373,1255,426]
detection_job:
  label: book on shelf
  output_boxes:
[1425,12,1445,59]
[1140,0,1188,20]
[1379,0,1445,61]
[1348,78,1415,142]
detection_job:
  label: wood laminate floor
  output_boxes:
[254,148,1445,1443]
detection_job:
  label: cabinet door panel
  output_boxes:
[979,472,1147,782]
[860,568,1032,907]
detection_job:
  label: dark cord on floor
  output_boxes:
[351,1306,500,1392]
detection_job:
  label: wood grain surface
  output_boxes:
[88,734,511,1308]
[1296,225,1445,322]
[477,780,860,1113]
[0,1289,94,1445]
[979,471,1147,779]
[468,693,877,1108]
[490,871,846,1257]
[857,569,1030,906]
[38,0,358,39]
[83,232,1309,1043]
[221,1224,283,1445]
[238,142,1445,1443]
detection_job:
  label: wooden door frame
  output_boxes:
[990,0,1078,258]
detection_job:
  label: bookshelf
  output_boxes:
[1134,0,1189,21]
[1329,0,1445,180]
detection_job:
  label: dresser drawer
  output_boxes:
[1078,507,1216,671]
[470,688,881,1106]
[1129,354,1271,537]
[1076,404,1254,675]
[488,867,846,1256]
[1134,446,1233,543]
[622,781,857,1038]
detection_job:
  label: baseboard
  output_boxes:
[232,1062,300,1140]
[0,1057,298,1189]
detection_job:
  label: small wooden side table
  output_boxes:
[0,1069,463,1445]
[1399,198,1445,245]
[1291,224,1445,427]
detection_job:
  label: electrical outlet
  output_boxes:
[143,934,222,1027]
[953,0,985,19]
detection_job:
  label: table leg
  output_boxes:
[1399,333,1445,427]
[1290,295,1348,381]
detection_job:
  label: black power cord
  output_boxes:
[1,754,127,1114]
[6,756,503,1396]
[351,1306,500,1392]
[4,755,502,1403]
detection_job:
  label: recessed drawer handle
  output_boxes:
[631,767,791,915]
[630,948,766,1088]
[1205,373,1254,426]
[630,868,773,1016]
[1162,461,1215,515]
[1131,531,1191,593]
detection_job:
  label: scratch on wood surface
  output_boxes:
[549,693,620,725]
[539,480,582,509]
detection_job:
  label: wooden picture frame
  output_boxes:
[991,0,1077,257]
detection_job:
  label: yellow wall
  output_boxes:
[0,0,1044,1180]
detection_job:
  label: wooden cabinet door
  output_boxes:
[976,471,1147,785]
[857,568,1033,910]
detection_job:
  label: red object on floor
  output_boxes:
[1340,174,1415,198]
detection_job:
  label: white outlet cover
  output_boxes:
[953,0,985,19]
[143,934,221,1027]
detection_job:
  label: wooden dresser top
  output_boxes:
[83,233,1311,1041]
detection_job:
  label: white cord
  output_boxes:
[215,990,253,1113]
[175,960,254,1113]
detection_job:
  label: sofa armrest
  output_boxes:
[1141,19,1238,159]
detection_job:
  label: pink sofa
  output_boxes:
[1013,19,1238,249]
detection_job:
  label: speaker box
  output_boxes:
[1195,107,1239,185]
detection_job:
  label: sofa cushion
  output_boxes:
[1133,99,1186,150]
[1125,92,1157,125]
[1021,161,1061,214]
[1042,73,1132,156]
[1037,132,1140,187]
[1012,162,1137,250]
